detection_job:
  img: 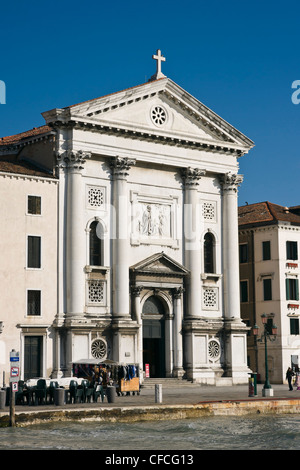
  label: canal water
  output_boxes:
[0,414,300,450]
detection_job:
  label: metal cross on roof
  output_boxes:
[152,49,166,79]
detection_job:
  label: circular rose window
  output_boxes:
[208,339,220,360]
[151,105,167,126]
[91,338,107,360]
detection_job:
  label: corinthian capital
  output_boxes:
[110,156,136,178]
[220,172,243,192]
[174,286,185,299]
[181,167,206,187]
[56,149,91,170]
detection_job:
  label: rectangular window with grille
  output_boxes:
[27,236,41,268]
[239,244,248,263]
[27,196,41,215]
[287,241,298,260]
[263,278,272,301]
[240,280,248,302]
[286,278,299,300]
[290,318,300,335]
[27,290,41,316]
[262,241,271,260]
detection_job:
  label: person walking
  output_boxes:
[286,367,295,391]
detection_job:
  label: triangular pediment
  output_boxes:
[130,252,189,276]
[42,78,254,153]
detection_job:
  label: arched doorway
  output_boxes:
[142,295,165,378]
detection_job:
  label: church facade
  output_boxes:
[0,52,254,384]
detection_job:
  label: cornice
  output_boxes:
[0,171,58,183]
[239,222,300,232]
[42,78,254,157]
[49,119,246,156]
[238,225,277,234]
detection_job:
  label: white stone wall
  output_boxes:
[252,224,300,383]
[0,172,58,384]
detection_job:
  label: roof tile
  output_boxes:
[239,201,300,226]
[0,125,52,146]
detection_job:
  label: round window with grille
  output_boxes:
[151,105,167,126]
[208,339,220,360]
[91,338,107,360]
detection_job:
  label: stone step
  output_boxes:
[141,378,195,389]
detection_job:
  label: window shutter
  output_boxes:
[286,278,290,300]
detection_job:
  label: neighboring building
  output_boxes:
[239,201,300,384]
[0,131,58,383]
[0,51,254,385]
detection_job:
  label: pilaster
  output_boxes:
[131,286,143,376]
[173,287,184,377]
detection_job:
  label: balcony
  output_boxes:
[286,262,298,269]
[288,303,299,309]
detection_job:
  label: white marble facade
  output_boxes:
[1,52,254,384]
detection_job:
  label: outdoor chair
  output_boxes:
[81,379,93,402]
[34,379,47,405]
[48,381,59,404]
[15,381,25,405]
[68,380,84,404]
[85,386,94,403]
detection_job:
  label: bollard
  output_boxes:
[248,376,254,397]
[0,389,5,409]
[107,386,116,403]
[155,384,162,403]
[54,388,65,406]
[252,372,257,396]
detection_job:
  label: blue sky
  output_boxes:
[1,0,299,207]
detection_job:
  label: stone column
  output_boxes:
[173,287,184,376]
[220,172,250,383]
[220,172,243,320]
[58,150,91,319]
[182,167,205,318]
[110,156,136,319]
[165,311,173,378]
[132,286,143,377]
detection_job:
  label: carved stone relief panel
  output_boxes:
[130,191,179,248]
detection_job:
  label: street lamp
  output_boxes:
[253,313,277,397]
